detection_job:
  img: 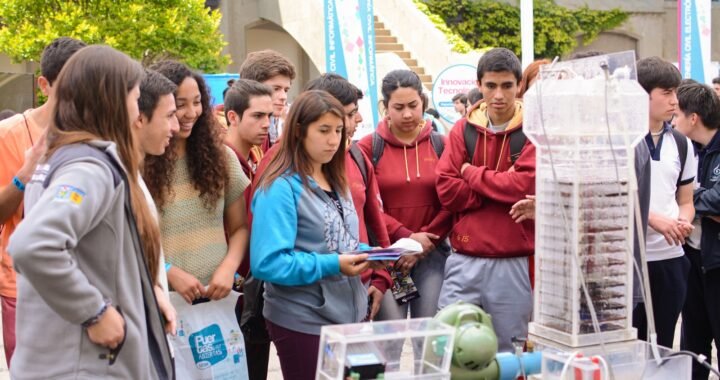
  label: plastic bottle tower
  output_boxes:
[524,52,648,348]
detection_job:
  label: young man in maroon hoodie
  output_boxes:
[224,78,274,380]
[224,78,273,279]
[435,48,536,352]
[224,79,274,183]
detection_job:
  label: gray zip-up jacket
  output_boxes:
[7,141,173,379]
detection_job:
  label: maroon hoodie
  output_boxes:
[346,147,392,248]
[347,148,392,292]
[226,143,265,278]
[358,120,453,243]
[435,101,535,258]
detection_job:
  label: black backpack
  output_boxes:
[370,130,445,167]
[349,143,369,185]
[645,128,689,186]
[463,120,526,165]
[347,142,382,247]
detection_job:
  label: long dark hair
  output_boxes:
[257,90,348,194]
[143,60,228,210]
[381,69,423,108]
[47,45,161,281]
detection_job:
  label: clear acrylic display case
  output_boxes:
[537,340,691,380]
[524,51,648,347]
[316,318,455,380]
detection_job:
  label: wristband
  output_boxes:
[81,299,112,328]
[12,176,25,192]
[165,262,172,272]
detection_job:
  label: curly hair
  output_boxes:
[144,60,228,211]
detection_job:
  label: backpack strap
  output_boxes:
[463,121,526,165]
[43,144,123,189]
[349,143,368,185]
[371,131,384,167]
[671,128,691,186]
[429,131,445,159]
[508,128,527,165]
[350,142,379,246]
[463,120,478,163]
[373,129,445,164]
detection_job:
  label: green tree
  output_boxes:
[422,0,628,59]
[0,0,230,72]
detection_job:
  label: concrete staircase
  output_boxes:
[374,15,433,89]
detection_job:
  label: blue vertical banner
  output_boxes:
[324,0,379,139]
[678,0,712,83]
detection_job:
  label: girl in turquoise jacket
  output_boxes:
[251,90,370,380]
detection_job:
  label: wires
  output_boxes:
[558,353,611,380]
[659,350,720,378]
[595,355,610,379]
[558,351,580,380]
[513,341,528,380]
[601,62,661,364]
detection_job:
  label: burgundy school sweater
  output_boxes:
[435,101,535,258]
[357,120,453,244]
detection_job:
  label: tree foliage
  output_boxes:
[0,0,230,72]
[411,0,474,53]
[421,0,629,59]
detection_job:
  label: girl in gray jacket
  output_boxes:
[7,45,174,379]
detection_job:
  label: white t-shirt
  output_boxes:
[646,129,697,261]
[268,116,284,144]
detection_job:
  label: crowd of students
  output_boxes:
[1,36,720,380]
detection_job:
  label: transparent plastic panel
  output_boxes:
[525,51,644,348]
[538,340,691,380]
[538,51,639,81]
[524,51,648,145]
[317,318,455,380]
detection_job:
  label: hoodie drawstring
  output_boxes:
[415,140,420,179]
[403,145,410,182]
[483,128,487,167]
[482,127,510,170]
[496,133,508,171]
[402,140,422,182]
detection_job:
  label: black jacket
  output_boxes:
[694,131,720,272]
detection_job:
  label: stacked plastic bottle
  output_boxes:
[525,51,648,348]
